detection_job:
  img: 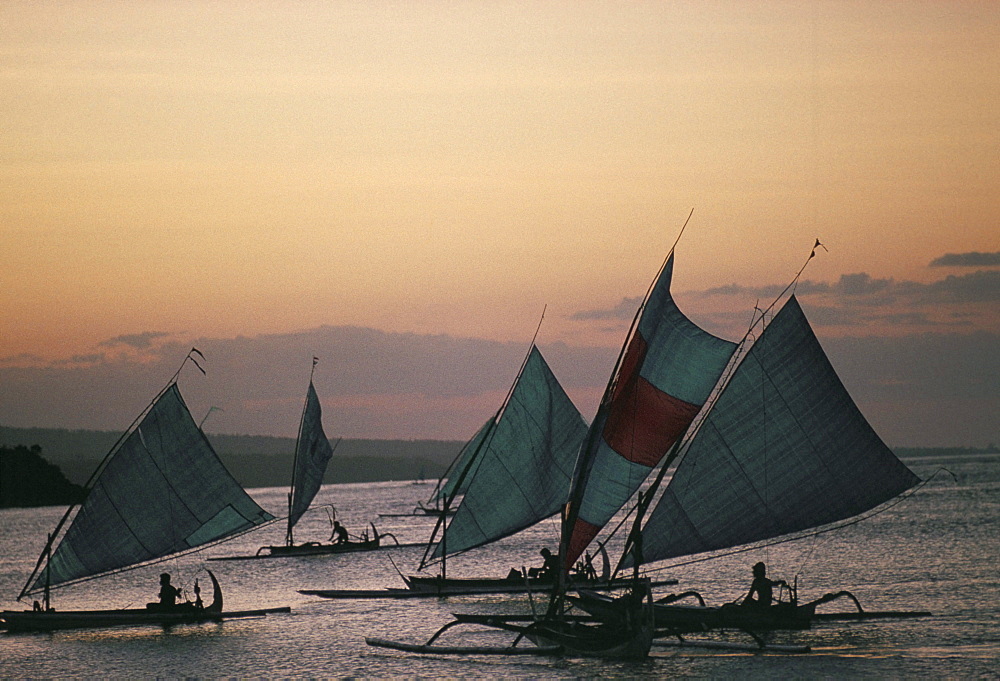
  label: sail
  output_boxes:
[636,296,921,563]
[565,254,737,567]
[432,345,588,559]
[433,418,492,503]
[31,384,274,592]
[287,381,335,536]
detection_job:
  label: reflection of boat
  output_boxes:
[1,350,288,633]
[211,360,400,560]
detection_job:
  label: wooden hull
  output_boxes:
[571,589,813,632]
[3,570,290,633]
[402,574,676,596]
[1,605,290,633]
[525,618,653,659]
[209,526,418,560]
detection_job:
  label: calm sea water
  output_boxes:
[1,452,997,678]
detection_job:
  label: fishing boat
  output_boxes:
[1,571,289,633]
[210,360,409,561]
[309,337,596,599]
[377,425,490,519]
[572,585,930,634]
[414,339,590,577]
[1,350,290,633]
[566,243,925,637]
[366,228,730,657]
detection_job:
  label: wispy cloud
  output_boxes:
[0,324,995,447]
[98,331,172,350]
[569,296,642,321]
[920,270,1000,303]
[930,251,1000,267]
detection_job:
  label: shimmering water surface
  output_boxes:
[2,452,997,678]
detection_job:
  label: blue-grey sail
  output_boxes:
[433,345,588,559]
[33,384,274,591]
[637,296,920,563]
[287,381,335,535]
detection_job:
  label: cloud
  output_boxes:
[835,273,893,297]
[0,327,617,441]
[930,251,1000,267]
[98,331,172,350]
[0,323,995,447]
[698,279,831,299]
[569,296,643,321]
[920,270,1000,303]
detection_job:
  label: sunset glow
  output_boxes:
[2,2,997,446]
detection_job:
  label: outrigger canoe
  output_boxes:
[2,572,290,633]
[570,587,931,633]
[209,525,424,560]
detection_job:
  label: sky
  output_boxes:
[1,1,997,448]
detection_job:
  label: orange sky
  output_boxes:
[1,2,998,445]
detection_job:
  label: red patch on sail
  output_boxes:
[566,517,602,569]
[603,333,701,467]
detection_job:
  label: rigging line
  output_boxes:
[748,239,826,334]
[638,472,936,577]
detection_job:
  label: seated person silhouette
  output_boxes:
[742,561,787,609]
[147,572,183,611]
[528,547,560,579]
[330,520,349,545]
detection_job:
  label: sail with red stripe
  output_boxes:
[564,253,737,567]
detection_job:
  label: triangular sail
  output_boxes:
[564,253,737,567]
[431,345,588,559]
[287,380,335,539]
[26,383,274,594]
[637,296,921,563]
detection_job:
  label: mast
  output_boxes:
[551,211,704,613]
[287,357,319,546]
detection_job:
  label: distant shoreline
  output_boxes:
[1,425,995,488]
[0,425,463,488]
